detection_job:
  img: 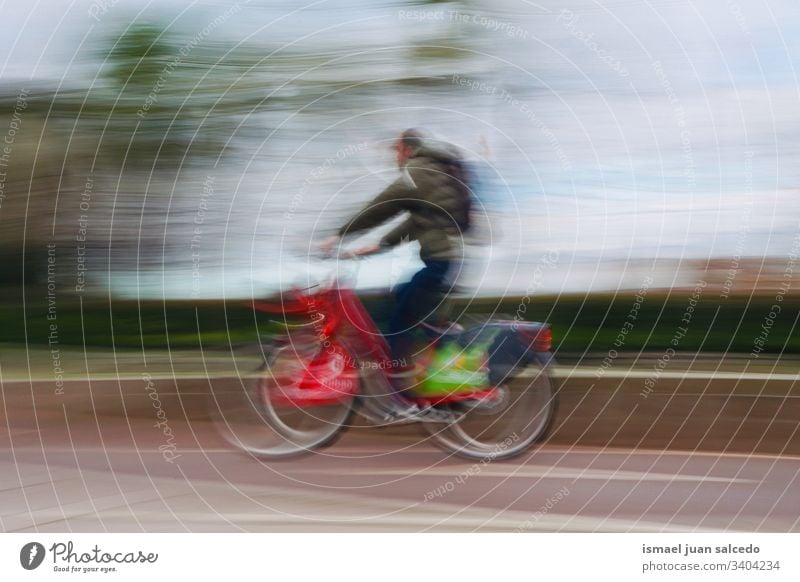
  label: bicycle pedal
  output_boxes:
[384,405,454,424]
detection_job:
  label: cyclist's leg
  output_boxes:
[387,259,451,366]
[386,273,420,369]
[382,260,459,421]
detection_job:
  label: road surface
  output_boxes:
[2,362,798,532]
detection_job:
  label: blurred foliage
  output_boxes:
[1,292,798,355]
[0,13,481,288]
[104,23,173,94]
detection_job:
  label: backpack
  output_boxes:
[439,155,474,233]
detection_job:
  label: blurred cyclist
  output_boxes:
[319,128,473,419]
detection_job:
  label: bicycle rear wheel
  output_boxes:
[424,353,557,460]
[210,340,357,459]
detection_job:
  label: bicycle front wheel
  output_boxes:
[425,353,557,460]
[210,340,357,459]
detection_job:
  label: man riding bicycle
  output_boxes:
[319,128,473,418]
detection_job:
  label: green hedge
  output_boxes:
[1,288,797,354]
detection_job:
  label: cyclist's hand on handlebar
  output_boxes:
[348,243,381,258]
[317,235,341,257]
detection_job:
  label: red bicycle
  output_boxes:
[210,262,557,460]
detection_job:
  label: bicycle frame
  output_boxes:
[250,276,551,409]
[252,282,461,406]
[216,269,557,460]
[254,282,392,364]
[249,281,395,406]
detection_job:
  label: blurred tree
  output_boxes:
[104,23,173,95]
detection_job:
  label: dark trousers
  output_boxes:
[387,259,451,365]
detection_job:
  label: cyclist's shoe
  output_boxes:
[383,403,454,424]
[384,363,454,423]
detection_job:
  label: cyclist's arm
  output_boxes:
[337,176,414,237]
[380,217,416,249]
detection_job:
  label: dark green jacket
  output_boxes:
[338,146,470,260]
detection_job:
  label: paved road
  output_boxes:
[2,386,799,532]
